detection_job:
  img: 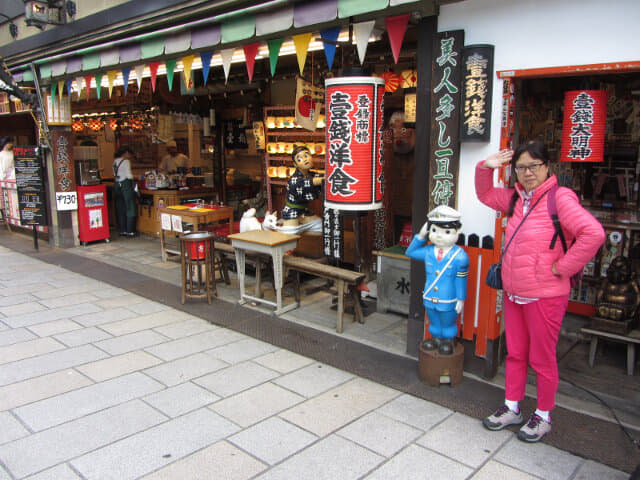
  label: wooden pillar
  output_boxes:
[407,15,437,358]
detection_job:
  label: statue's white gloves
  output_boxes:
[417,221,429,240]
[456,300,464,314]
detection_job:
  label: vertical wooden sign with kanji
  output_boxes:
[428,30,463,209]
[460,44,494,142]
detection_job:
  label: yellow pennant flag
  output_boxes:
[57,80,64,101]
[107,70,118,98]
[293,33,312,75]
[181,55,196,90]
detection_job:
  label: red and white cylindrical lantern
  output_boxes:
[324,77,385,211]
[559,90,607,163]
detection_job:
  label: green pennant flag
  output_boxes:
[165,59,177,90]
[50,82,58,99]
[95,73,103,100]
[267,38,283,77]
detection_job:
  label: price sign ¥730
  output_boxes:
[56,191,78,211]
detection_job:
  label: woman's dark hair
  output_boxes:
[506,140,551,217]
[0,137,14,151]
[291,145,310,162]
[114,146,133,158]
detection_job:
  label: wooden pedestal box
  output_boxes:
[375,246,410,315]
[418,343,464,387]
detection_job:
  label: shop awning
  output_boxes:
[9,0,431,86]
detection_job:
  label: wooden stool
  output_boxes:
[180,232,216,304]
[581,327,640,376]
[418,342,464,387]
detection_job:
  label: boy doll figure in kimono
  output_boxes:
[406,205,469,355]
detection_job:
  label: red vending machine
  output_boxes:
[77,184,110,245]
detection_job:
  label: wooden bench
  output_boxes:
[283,255,366,333]
[581,327,640,376]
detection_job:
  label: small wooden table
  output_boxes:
[158,206,233,261]
[228,230,300,315]
[581,327,640,376]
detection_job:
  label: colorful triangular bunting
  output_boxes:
[134,65,145,92]
[122,67,131,95]
[95,74,103,100]
[50,82,57,99]
[220,49,234,83]
[354,21,375,65]
[84,75,92,100]
[75,76,84,100]
[58,80,64,101]
[320,27,341,71]
[293,33,312,75]
[385,14,410,64]
[267,38,283,76]
[165,59,177,90]
[243,43,260,83]
[200,51,213,84]
[149,62,160,92]
[182,55,196,90]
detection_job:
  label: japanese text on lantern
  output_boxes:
[327,91,357,197]
[569,92,595,160]
[429,34,463,205]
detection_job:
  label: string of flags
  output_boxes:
[51,13,411,100]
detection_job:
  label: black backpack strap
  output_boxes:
[547,184,568,253]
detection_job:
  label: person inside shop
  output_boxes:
[406,205,469,355]
[281,145,324,227]
[0,137,15,181]
[113,146,138,237]
[475,140,605,442]
[158,140,191,174]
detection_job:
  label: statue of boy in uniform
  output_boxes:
[406,205,469,355]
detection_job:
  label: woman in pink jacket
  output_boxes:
[475,141,604,442]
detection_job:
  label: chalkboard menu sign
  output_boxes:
[14,146,47,226]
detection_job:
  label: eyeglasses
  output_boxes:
[514,163,545,174]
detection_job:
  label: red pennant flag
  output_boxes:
[243,43,260,83]
[149,62,160,92]
[84,75,93,99]
[385,14,410,64]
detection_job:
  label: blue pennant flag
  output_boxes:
[320,27,341,71]
[122,67,131,95]
[200,51,213,83]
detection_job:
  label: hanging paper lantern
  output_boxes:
[130,118,143,130]
[88,118,103,131]
[109,118,118,130]
[378,71,401,93]
[401,70,417,88]
[559,90,607,163]
[324,76,385,211]
[72,119,84,132]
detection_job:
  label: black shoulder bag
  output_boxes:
[486,190,549,290]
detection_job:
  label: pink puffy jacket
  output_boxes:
[475,161,605,298]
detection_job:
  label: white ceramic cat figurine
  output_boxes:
[239,208,262,232]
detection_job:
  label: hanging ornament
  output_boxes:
[88,118,102,131]
[379,71,401,93]
[385,14,411,64]
[149,62,160,92]
[200,51,213,84]
[401,70,417,88]
[220,49,234,83]
[243,43,260,82]
[293,33,312,75]
[134,65,145,92]
[182,55,196,89]
[122,67,131,95]
[165,59,177,90]
[72,119,84,132]
[354,21,375,65]
[320,27,341,71]
[109,118,118,130]
[267,38,283,76]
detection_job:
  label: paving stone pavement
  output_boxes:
[0,246,631,480]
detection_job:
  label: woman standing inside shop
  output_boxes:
[0,137,15,180]
[475,141,604,442]
[113,146,137,237]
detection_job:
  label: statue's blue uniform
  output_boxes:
[406,236,469,340]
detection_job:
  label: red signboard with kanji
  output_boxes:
[324,77,385,211]
[559,90,607,162]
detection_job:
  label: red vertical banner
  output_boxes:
[324,76,385,211]
[559,90,607,162]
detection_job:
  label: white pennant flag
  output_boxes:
[134,65,145,92]
[354,20,375,65]
[220,48,235,83]
[75,76,84,100]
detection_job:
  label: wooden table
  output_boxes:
[228,230,300,315]
[158,205,233,261]
[581,327,640,376]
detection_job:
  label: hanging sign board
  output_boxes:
[460,44,494,142]
[295,77,324,131]
[429,30,464,209]
[323,207,343,260]
[559,90,607,162]
[324,76,385,211]
[14,146,47,226]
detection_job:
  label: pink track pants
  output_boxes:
[504,294,569,411]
